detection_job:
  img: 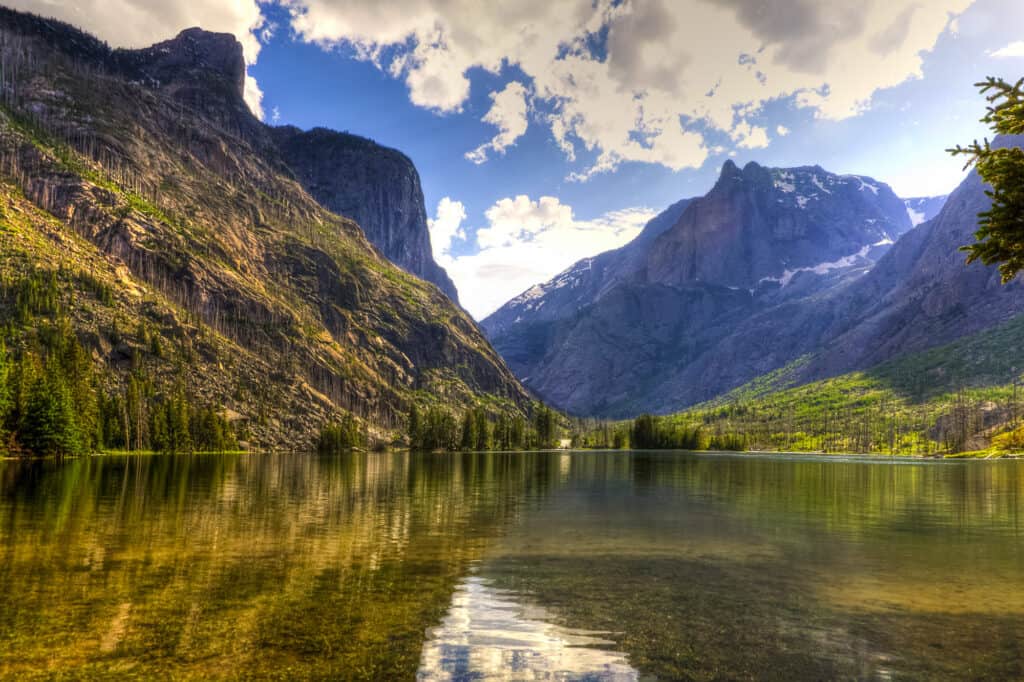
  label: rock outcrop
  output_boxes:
[272,127,459,301]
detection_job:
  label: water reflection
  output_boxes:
[0,451,1022,680]
[418,575,636,681]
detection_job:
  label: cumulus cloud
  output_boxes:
[990,41,1024,58]
[283,0,972,177]
[465,82,531,164]
[431,196,655,318]
[6,0,268,117]
[427,197,467,261]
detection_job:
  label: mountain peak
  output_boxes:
[134,27,246,97]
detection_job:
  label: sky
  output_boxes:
[11,0,1024,318]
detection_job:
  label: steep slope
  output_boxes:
[666,310,1024,455]
[485,162,912,416]
[271,126,459,302]
[484,197,692,341]
[0,9,530,447]
[799,135,1024,379]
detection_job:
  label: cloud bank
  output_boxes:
[284,0,973,178]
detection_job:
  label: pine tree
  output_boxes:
[949,77,1024,282]
[474,409,490,451]
[460,410,477,451]
[407,403,421,450]
[20,368,81,456]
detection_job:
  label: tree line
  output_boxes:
[405,404,560,452]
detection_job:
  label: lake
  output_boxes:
[1,451,1022,680]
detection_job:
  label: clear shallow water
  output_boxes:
[0,451,1022,680]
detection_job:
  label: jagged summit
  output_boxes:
[126,27,247,97]
[0,7,459,302]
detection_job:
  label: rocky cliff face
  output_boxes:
[484,162,913,416]
[644,162,910,290]
[272,127,459,301]
[798,136,1024,379]
[0,8,527,445]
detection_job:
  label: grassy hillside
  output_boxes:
[574,313,1024,456]
[678,313,1024,455]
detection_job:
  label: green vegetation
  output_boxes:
[568,314,1024,457]
[406,403,562,452]
[0,262,239,457]
[950,76,1024,282]
[316,414,364,454]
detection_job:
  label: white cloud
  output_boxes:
[427,197,467,261]
[990,41,1024,58]
[432,196,655,318]
[243,74,265,120]
[465,81,531,164]
[776,124,790,136]
[283,0,973,177]
[734,123,770,150]
[6,0,268,118]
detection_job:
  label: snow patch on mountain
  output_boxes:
[759,238,892,288]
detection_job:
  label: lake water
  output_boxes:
[1,451,1022,680]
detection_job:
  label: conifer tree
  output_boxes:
[20,368,80,456]
[950,77,1024,281]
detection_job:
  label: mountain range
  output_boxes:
[2,5,1021,447]
[0,8,526,447]
[484,147,1024,417]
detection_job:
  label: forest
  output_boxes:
[0,268,238,457]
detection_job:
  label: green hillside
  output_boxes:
[575,314,1024,456]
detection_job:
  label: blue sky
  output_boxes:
[15,0,1024,317]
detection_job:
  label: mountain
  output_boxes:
[483,197,693,341]
[485,134,1024,419]
[903,195,948,227]
[271,126,459,302]
[796,136,1024,379]
[0,8,529,448]
[484,162,914,416]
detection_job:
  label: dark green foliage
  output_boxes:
[631,414,704,450]
[949,77,1024,282]
[460,410,477,451]
[409,406,459,451]
[473,409,490,451]
[151,389,192,453]
[409,405,515,452]
[317,414,362,454]
[708,433,746,451]
[533,405,558,449]
[18,363,82,455]
[407,403,421,449]
[4,269,60,323]
[96,373,237,453]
